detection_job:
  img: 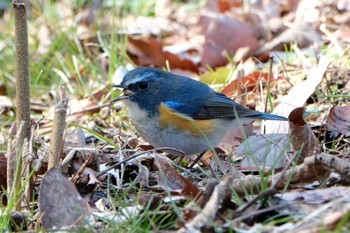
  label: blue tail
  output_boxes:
[255,112,287,121]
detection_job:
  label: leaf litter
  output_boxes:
[1,0,350,232]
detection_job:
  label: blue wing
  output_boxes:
[164,92,287,121]
[163,100,202,116]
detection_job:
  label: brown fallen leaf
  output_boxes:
[220,71,286,98]
[39,167,91,229]
[326,105,350,137]
[154,156,201,200]
[127,36,199,73]
[289,107,320,163]
[200,14,259,68]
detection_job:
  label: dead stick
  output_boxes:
[316,153,350,179]
[14,0,31,139]
[48,88,68,169]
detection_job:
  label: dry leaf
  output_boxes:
[39,168,91,229]
[326,105,350,137]
[138,193,163,210]
[237,133,290,168]
[154,156,201,200]
[83,167,102,185]
[127,36,198,73]
[136,162,149,188]
[220,71,286,98]
[289,107,320,162]
[200,14,259,67]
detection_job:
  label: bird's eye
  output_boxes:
[138,81,148,90]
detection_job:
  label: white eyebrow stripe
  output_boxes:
[123,72,155,86]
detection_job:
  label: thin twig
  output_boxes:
[233,187,277,218]
[71,152,95,184]
[97,147,184,178]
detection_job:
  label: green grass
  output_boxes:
[0,0,133,98]
[0,1,134,230]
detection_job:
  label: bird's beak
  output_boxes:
[111,84,134,103]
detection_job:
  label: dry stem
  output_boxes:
[48,88,68,169]
[14,0,31,139]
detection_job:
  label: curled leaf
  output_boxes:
[289,107,320,163]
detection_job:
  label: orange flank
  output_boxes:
[158,104,215,136]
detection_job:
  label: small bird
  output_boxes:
[112,67,287,156]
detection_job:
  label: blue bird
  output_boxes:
[112,67,287,156]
